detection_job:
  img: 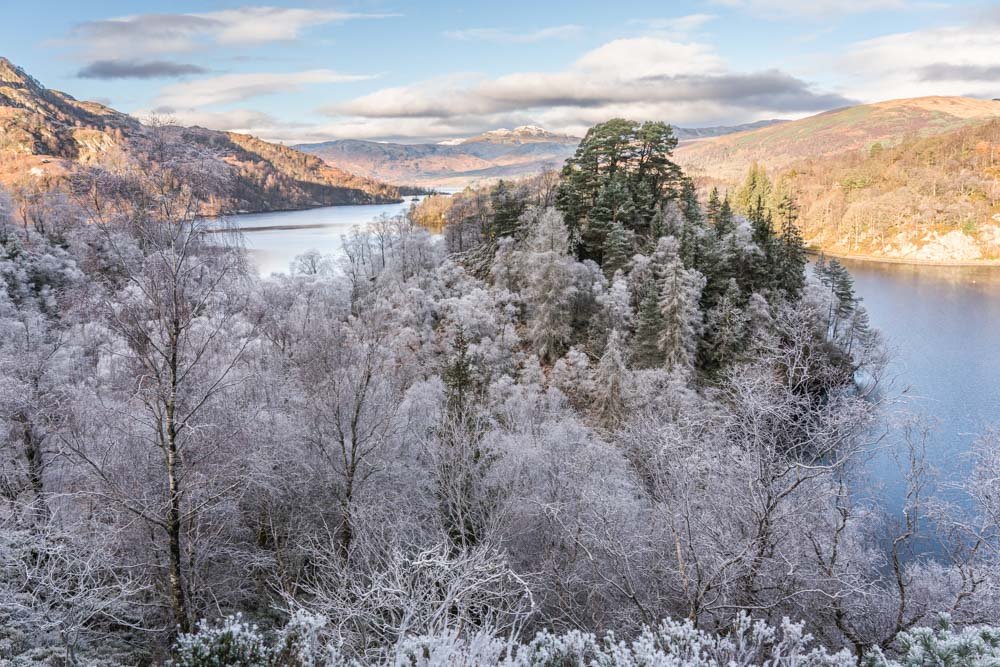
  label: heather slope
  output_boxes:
[677,97,1000,182]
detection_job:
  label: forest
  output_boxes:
[723,120,1000,261]
[1,118,999,666]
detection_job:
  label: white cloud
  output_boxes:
[713,0,908,17]
[629,14,717,34]
[149,34,850,145]
[444,25,583,43]
[68,6,397,59]
[154,70,376,108]
[202,7,398,45]
[840,19,1000,101]
[574,37,723,77]
[307,36,849,142]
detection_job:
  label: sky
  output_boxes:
[3,0,999,144]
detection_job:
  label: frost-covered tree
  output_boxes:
[591,329,628,430]
[601,221,630,278]
[654,237,705,374]
[632,282,663,369]
[701,278,750,374]
[519,209,578,362]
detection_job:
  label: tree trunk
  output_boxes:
[166,324,189,633]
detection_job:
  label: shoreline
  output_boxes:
[205,223,341,233]
[806,248,1000,268]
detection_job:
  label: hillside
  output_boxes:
[785,119,1000,261]
[676,97,1000,263]
[0,57,405,214]
[676,97,1000,182]
[295,121,786,188]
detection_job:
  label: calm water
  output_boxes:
[841,259,1000,511]
[224,198,423,275]
[227,206,1000,511]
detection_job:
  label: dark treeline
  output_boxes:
[1,119,999,666]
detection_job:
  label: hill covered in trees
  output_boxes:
[676,97,1000,262]
[677,97,1000,182]
[3,116,1000,665]
[761,119,1000,261]
[0,57,409,216]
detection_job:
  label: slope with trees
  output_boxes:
[677,97,1000,262]
[0,57,411,217]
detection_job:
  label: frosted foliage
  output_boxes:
[1,146,998,667]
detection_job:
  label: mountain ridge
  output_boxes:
[675,96,1000,182]
[294,120,788,188]
[0,57,409,214]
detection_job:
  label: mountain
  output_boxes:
[0,57,406,214]
[676,97,1000,263]
[295,126,580,189]
[295,122,786,189]
[676,97,1000,182]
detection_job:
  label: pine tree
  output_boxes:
[632,282,663,369]
[700,278,749,374]
[775,205,807,298]
[706,187,721,228]
[602,221,630,278]
[489,180,524,240]
[678,179,705,269]
[523,210,577,362]
[715,196,736,238]
[736,162,773,217]
[817,258,856,340]
[656,238,705,373]
[592,329,628,430]
[585,174,625,261]
[443,329,481,419]
[556,119,682,250]
[844,302,872,355]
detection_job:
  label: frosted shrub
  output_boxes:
[273,611,345,667]
[863,616,1000,667]
[172,612,1000,666]
[394,614,854,667]
[171,614,271,667]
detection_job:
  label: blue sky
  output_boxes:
[3,1,998,143]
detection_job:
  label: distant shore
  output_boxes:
[807,248,1000,268]
[205,223,341,234]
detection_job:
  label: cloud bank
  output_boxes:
[67,6,396,60]
[312,36,851,141]
[77,60,207,80]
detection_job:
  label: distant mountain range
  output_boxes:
[295,121,788,188]
[0,57,409,214]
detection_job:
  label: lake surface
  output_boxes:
[840,259,1000,512]
[226,205,1000,513]
[223,198,424,275]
